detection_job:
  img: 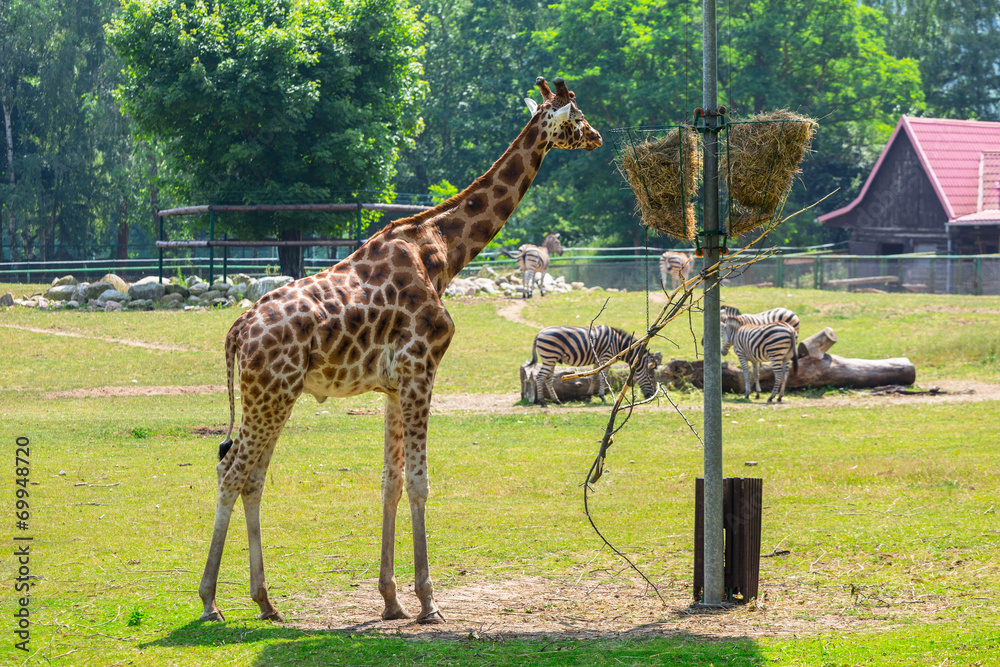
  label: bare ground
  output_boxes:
[287,570,956,640]
[0,323,194,352]
[39,379,1000,408]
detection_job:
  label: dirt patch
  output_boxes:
[190,425,228,436]
[495,299,544,329]
[289,572,951,640]
[0,323,194,352]
[45,385,226,399]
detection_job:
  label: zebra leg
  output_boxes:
[539,271,546,296]
[535,364,553,406]
[738,354,751,400]
[768,362,783,403]
[774,360,790,403]
[522,271,532,298]
[753,362,762,399]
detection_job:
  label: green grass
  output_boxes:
[1,287,999,665]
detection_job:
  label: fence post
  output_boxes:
[157,214,164,284]
[929,258,936,294]
[957,259,964,294]
[813,257,820,290]
[775,253,784,288]
[208,209,215,285]
[223,234,229,284]
[975,257,983,296]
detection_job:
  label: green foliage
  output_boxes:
[107,0,426,249]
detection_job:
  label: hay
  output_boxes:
[615,127,702,240]
[723,110,816,236]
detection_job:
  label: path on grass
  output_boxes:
[0,323,194,352]
[38,380,1000,410]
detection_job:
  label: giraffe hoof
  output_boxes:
[417,610,446,625]
[199,609,226,622]
[258,609,285,622]
[381,606,412,621]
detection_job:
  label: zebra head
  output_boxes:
[720,314,741,356]
[629,347,661,399]
[542,232,563,256]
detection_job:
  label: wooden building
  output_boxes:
[819,116,1000,255]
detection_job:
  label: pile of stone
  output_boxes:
[1,273,295,312]
[443,267,585,298]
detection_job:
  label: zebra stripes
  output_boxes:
[721,315,798,403]
[517,232,563,298]
[531,325,661,405]
[659,251,693,290]
[721,306,800,335]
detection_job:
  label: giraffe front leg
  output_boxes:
[401,379,444,624]
[379,392,411,621]
[199,489,238,621]
[243,450,283,621]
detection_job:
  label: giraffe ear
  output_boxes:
[552,103,572,124]
[524,98,538,115]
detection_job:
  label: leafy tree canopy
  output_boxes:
[107,0,426,269]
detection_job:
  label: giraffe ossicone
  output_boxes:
[197,76,602,625]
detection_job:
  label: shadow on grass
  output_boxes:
[144,619,766,666]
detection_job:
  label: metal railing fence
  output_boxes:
[2,250,998,296]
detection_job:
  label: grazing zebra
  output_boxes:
[517,232,563,298]
[721,315,798,403]
[530,325,662,406]
[720,306,800,335]
[659,251,693,290]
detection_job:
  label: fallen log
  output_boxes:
[519,327,916,403]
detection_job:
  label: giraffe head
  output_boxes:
[525,77,602,151]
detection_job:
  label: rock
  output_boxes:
[21,299,37,308]
[129,282,166,301]
[104,300,122,312]
[238,298,253,309]
[184,275,203,287]
[161,292,184,305]
[85,281,112,300]
[72,283,90,303]
[50,275,78,287]
[210,297,230,308]
[97,289,130,303]
[65,300,79,309]
[231,273,254,286]
[134,276,168,286]
[226,283,248,299]
[44,284,77,301]
[246,276,293,302]
[201,289,223,302]
[165,283,190,298]
[189,283,209,296]
[571,282,585,290]
[472,278,498,295]
[99,273,129,293]
[186,296,201,305]
[35,297,50,309]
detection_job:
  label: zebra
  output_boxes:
[516,232,563,298]
[530,325,662,406]
[720,306,800,336]
[659,251,693,290]
[721,314,798,403]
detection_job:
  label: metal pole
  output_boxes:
[157,214,164,284]
[208,209,215,285]
[701,0,726,605]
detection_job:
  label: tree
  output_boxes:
[867,0,1000,120]
[108,0,426,277]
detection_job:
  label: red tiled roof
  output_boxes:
[818,115,1000,223]
[948,210,1000,226]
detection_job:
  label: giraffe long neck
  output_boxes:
[381,112,553,294]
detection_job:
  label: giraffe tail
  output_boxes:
[219,313,245,460]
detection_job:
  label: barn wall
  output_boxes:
[827,135,949,254]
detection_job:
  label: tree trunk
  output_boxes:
[3,95,16,261]
[798,327,837,359]
[521,327,918,403]
[278,227,304,278]
[116,203,130,263]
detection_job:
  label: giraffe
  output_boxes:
[197,76,602,625]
